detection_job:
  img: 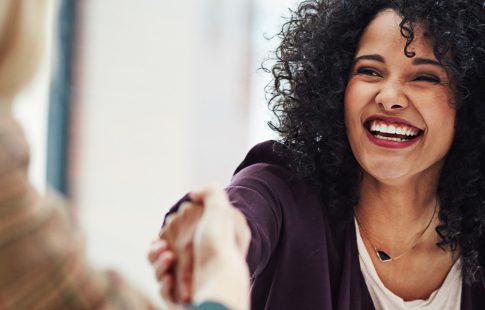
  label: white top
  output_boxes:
[355,219,462,310]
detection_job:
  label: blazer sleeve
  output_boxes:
[226,163,285,278]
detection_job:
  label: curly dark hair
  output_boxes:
[268,0,485,285]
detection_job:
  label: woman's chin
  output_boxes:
[362,163,414,185]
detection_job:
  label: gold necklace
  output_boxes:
[354,201,438,263]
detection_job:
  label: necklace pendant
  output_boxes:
[376,249,392,262]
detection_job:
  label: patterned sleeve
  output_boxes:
[0,113,156,310]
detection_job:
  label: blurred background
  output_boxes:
[14,0,298,306]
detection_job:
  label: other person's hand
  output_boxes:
[148,186,251,309]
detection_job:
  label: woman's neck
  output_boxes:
[356,172,440,250]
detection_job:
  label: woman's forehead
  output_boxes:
[355,9,435,60]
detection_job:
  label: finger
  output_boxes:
[173,206,200,303]
[180,241,194,304]
[179,201,192,214]
[161,202,193,239]
[148,239,169,264]
[174,238,193,303]
[165,213,176,226]
[189,185,223,204]
[204,190,230,211]
[180,202,201,223]
[189,185,230,210]
[155,251,175,281]
[160,274,175,303]
[188,186,211,203]
[161,211,183,239]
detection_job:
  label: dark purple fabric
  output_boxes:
[166,140,485,309]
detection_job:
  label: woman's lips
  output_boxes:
[363,115,423,149]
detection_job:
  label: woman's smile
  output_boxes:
[364,115,423,148]
[344,9,456,182]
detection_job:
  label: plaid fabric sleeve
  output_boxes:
[0,113,157,310]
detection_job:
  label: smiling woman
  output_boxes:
[344,9,458,303]
[345,9,456,183]
[152,1,485,309]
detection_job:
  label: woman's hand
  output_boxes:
[148,186,251,309]
[148,202,203,305]
[148,238,179,306]
[190,186,251,310]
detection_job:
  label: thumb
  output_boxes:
[189,185,230,211]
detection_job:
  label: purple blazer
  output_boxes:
[167,141,485,309]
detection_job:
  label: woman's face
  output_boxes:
[344,9,456,184]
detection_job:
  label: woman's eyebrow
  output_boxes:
[353,54,385,64]
[352,54,445,73]
[412,57,443,68]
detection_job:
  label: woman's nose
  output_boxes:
[374,81,409,111]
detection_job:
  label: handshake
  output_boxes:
[148,187,251,310]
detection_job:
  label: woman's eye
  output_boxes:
[413,75,440,83]
[356,67,380,77]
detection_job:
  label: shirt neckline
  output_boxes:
[354,217,462,307]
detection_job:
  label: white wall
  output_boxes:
[71,0,302,306]
[74,0,252,305]
[249,0,302,145]
[74,1,195,305]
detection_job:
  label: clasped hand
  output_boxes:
[148,186,251,310]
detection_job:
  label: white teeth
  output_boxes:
[368,120,419,137]
[375,135,408,142]
[388,125,396,134]
[404,128,418,136]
